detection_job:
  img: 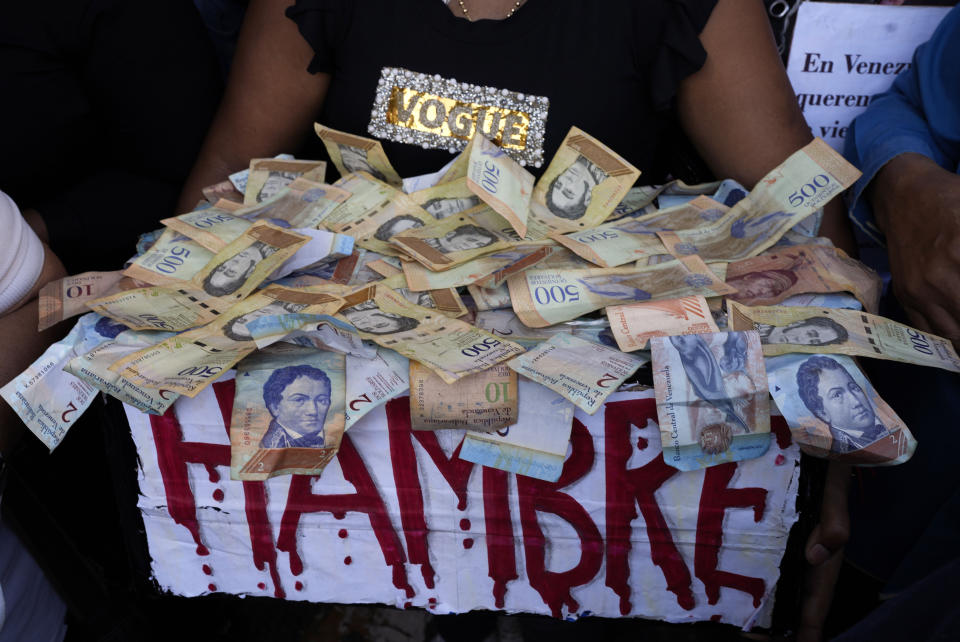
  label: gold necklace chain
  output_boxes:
[456,0,524,21]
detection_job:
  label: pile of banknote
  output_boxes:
[5,123,958,481]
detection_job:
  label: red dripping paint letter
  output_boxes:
[604,398,694,615]
[694,462,768,607]
[276,431,415,598]
[516,419,602,618]
[482,467,517,608]
[386,397,475,590]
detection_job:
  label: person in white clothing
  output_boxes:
[0,189,66,452]
[0,189,69,641]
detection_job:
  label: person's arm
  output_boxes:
[850,7,960,341]
[676,0,855,255]
[677,3,853,639]
[176,0,330,214]
[0,242,67,455]
[870,155,960,340]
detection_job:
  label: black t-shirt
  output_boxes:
[0,0,222,272]
[287,0,718,183]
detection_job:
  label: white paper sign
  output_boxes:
[125,385,800,628]
[787,2,950,152]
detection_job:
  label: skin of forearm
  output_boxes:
[869,152,941,235]
[680,0,857,254]
[0,246,68,455]
[175,0,329,214]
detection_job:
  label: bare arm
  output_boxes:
[0,243,67,455]
[870,153,960,341]
[679,4,853,639]
[677,0,855,255]
[176,0,330,213]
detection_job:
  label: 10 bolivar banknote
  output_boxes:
[409,360,517,431]
[230,343,346,481]
[38,270,129,330]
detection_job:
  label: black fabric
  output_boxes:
[286,0,718,183]
[845,291,960,587]
[831,557,960,642]
[0,0,222,273]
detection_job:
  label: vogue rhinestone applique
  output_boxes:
[368,67,549,167]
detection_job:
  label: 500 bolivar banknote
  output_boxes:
[336,284,525,384]
[728,301,960,372]
[315,123,402,187]
[111,287,343,397]
[508,255,735,327]
[527,127,640,238]
[465,133,533,238]
[92,222,310,331]
[553,138,860,266]
[243,158,326,205]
